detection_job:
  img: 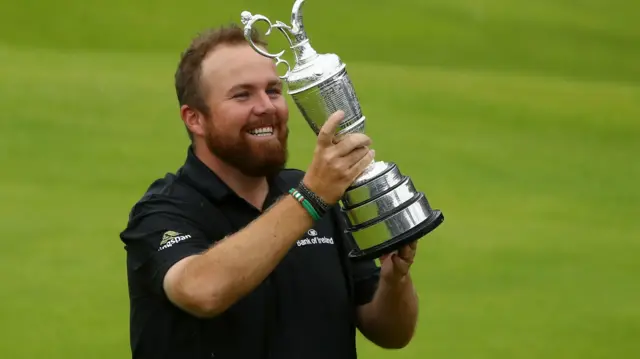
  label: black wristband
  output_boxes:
[296,181,330,217]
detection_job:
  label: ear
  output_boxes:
[180,104,207,137]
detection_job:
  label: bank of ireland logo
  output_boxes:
[158,230,192,251]
[297,228,333,247]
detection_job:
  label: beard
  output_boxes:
[203,118,289,178]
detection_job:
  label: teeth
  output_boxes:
[249,126,274,136]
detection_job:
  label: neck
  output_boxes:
[193,144,269,210]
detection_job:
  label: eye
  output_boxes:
[232,92,249,100]
[266,88,282,97]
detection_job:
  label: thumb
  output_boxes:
[317,110,344,147]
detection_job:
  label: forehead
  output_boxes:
[201,44,280,93]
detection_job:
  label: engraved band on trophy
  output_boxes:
[240,0,444,261]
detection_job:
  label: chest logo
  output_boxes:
[297,228,334,247]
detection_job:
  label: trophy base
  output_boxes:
[348,209,444,262]
[338,160,445,262]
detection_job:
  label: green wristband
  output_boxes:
[289,188,321,221]
[302,199,321,221]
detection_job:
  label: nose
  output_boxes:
[252,91,277,116]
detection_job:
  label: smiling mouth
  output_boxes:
[248,126,274,137]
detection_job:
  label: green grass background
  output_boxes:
[1,0,639,358]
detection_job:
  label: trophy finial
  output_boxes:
[290,0,307,40]
[288,0,318,63]
[240,11,253,25]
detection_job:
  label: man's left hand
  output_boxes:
[379,241,417,285]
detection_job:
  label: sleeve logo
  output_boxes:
[158,231,192,251]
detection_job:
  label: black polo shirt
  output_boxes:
[119,147,381,359]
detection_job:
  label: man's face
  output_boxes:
[198,43,290,178]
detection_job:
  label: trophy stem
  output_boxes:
[291,41,318,65]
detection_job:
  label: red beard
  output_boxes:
[203,119,289,178]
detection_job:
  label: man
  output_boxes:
[119,24,419,359]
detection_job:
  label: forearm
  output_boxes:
[168,195,313,316]
[357,274,419,349]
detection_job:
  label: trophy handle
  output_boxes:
[240,11,293,79]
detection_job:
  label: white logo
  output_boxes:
[158,231,192,251]
[296,228,333,247]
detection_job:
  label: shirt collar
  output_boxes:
[179,146,232,202]
[178,145,290,204]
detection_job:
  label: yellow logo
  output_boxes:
[160,231,181,246]
[158,231,192,251]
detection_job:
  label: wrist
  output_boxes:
[288,187,324,221]
[381,271,411,291]
[296,181,331,216]
[301,176,339,206]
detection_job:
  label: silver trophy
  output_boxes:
[240,0,444,261]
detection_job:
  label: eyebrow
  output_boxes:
[228,79,282,93]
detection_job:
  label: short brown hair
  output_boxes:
[174,24,268,140]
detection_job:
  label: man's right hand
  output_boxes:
[303,110,375,205]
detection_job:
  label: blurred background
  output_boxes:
[1,0,638,358]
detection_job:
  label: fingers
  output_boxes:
[347,148,375,179]
[392,254,412,274]
[342,146,370,168]
[308,110,375,205]
[398,244,411,258]
[317,110,345,148]
[333,133,372,157]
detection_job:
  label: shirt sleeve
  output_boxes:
[331,207,381,306]
[120,197,214,297]
[350,251,381,306]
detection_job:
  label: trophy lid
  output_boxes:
[241,0,346,93]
